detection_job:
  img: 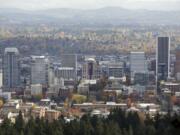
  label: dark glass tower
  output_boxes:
[157,37,170,80]
[156,37,170,93]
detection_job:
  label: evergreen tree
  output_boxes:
[145,125,156,135]
[128,126,133,135]
[95,119,104,135]
[14,111,25,133]
[0,108,180,135]
[79,119,93,135]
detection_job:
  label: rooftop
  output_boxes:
[5,48,19,54]
[58,67,74,70]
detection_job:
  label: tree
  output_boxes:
[79,116,93,135]
[64,120,79,135]
[0,99,4,108]
[0,107,180,135]
[95,119,104,135]
[128,126,133,135]
[15,111,25,134]
[144,113,153,126]
[105,121,122,135]
[50,120,64,135]
[0,118,13,135]
[25,116,36,135]
[145,125,156,135]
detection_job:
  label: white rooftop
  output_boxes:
[163,82,180,86]
[130,51,145,54]
[86,58,96,62]
[58,67,74,70]
[31,55,45,59]
[5,48,19,54]
[84,80,97,84]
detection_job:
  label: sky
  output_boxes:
[0,0,180,11]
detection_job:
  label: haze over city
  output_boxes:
[0,0,180,11]
[0,0,180,135]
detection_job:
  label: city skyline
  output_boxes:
[0,2,180,134]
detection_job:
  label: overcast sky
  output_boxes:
[0,0,180,11]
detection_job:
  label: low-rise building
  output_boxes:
[0,91,11,100]
[31,84,43,96]
[0,101,20,116]
[78,80,97,95]
[31,107,45,119]
[45,110,60,122]
[161,82,180,94]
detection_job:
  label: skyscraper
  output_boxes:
[130,52,147,81]
[175,46,180,80]
[61,54,77,69]
[82,58,101,80]
[156,37,170,81]
[61,54,77,79]
[3,48,20,90]
[108,62,124,78]
[31,56,49,85]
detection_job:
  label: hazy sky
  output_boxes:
[0,0,180,11]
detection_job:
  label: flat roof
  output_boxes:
[163,82,180,86]
[5,48,19,54]
[130,51,145,54]
[58,67,74,70]
[31,55,45,59]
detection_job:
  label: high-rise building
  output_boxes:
[130,52,147,82]
[55,67,75,80]
[108,62,124,78]
[82,58,101,80]
[61,54,77,69]
[0,70,2,88]
[61,54,77,79]
[3,48,20,90]
[31,56,49,85]
[156,37,170,81]
[175,46,180,80]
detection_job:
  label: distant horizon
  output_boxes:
[0,0,180,11]
[0,6,180,12]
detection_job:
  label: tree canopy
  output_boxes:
[0,109,180,135]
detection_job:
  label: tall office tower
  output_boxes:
[175,46,180,80]
[0,70,2,88]
[130,52,147,81]
[156,37,170,81]
[82,58,101,80]
[108,62,124,78]
[3,48,20,90]
[48,66,55,87]
[61,54,77,69]
[31,56,49,85]
[61,54,77,79]
[55,67,75,80]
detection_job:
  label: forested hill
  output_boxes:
[0,7,180,25]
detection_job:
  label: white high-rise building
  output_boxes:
[31,56,49,85]
[130,52,147,80]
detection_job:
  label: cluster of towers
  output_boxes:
[1,36,171,95]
